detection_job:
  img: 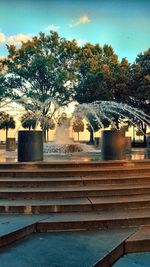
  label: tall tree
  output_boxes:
[129,49,150,144]
[3,31,79,119]
[74,43,133,128]
[75,43,116,103]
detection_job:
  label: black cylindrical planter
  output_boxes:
[147,135,150,147]
[18,131,43,162]
[101,130,126,160]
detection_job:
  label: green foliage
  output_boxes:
[72,118,84,132]
[0,112,16,139]
[130,49,150,112]
[127,49,150,144]
[0,63,11,103]
[74,43,132,105]
[40,116,55,131]
[20,112,37,130]
[72,117,84,141]
[3,31,79,116]
[75,71,110,103]
[0,74,6,99]
[1,30,149,142]
[40,115,55,142]
[75,43,117,103]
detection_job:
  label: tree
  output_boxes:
[0,65,11,107]
[128,49,150,145]
[86,112,111,144]
[40,116,55,142]
[86,113,100,144]
[0,73,6,101]
[72,118,84,141]
[3,31,79,119]
[21,112,37,131]
[74,43,116,104]
[74,43,132,129]
[0,112,16,140]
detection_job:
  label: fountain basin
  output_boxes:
[44,143,96,154]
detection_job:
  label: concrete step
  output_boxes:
[0,177,83,187]
[90,194,150,211]
[36,208,150,231]
[1,194,150,214]
[1,184,150,199]
[0,160,149,170]
[0,214,48,249]
[0,166,149,178]
[0,198,91,213]
[83,175,150,186]
[0,216,136,267]
[0,175,150,188]
[125,225,150,253]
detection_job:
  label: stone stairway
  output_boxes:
[0,160,150,231]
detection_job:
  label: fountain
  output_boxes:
[16,100,149,161]
[2,98,150,161]
[73,101,150,160]
[44,112,96,155]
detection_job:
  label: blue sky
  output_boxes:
[0,0,150,63]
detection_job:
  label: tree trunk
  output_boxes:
[132,126,135,147]
[6,128,8,141]
[114,116,119,129]
[43,129,46,142]
[89,130,94,144]
[141,123,147,147]
[47,129,49,142]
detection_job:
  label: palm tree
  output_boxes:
[0,112,16,140]
[72,118,84,142]
[21,112,37,131]
[40,116,55,142]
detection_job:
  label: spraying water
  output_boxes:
[1,98,150,154]
[73,101,150,133]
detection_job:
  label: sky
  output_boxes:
[0,0,150,63]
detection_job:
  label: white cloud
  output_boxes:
[0,32,6,43]
[70,15,90,27]
[76,39,87,47]
[6,34,32,45]
[44,24,60,32]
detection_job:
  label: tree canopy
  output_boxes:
[2,31,79,118]
[0,30,149,142]
[0,112,16,140]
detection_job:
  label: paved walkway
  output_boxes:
[114,252,150,266]
[0,225,134,267]
[0,214,49,236]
